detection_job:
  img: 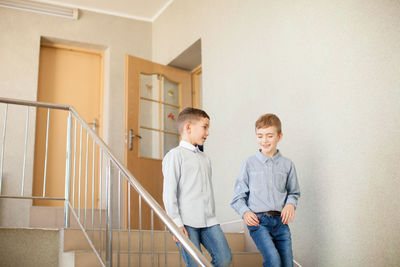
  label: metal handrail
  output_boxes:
[0,97,212,267]
[0,97,70,110]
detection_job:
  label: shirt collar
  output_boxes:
[179,140,201,153]
[256,150,281,163]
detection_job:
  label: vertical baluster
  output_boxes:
[84,133,89,229]
[78,125,83,219]
[0,104,8,195]
[105,156,109,264]
[64,112,72,228]
[98,150,103,257]
[128,184,131,267]
[179,245,183,267]
[118,171,121,267]
[72,118,77,208]
[105,159,113,267]
[92,138,95,240]
[42,108,50,197]
[139,195,142,267]
[164,225,167,267]
[151,209,154,267]
[21,106,29,196]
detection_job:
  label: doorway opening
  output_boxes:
[123,39,204,229]
[168,39,203,109]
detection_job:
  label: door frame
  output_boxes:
[191,65,202,109]
[34,42,104,207]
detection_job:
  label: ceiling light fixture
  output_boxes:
[0,0,78,19]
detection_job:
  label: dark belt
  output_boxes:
[256,211,281,217]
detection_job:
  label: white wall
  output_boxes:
[152,1,400,266]
[0,8,152,226]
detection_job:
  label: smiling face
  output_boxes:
[256,126,283,157]
[186,117,210,146]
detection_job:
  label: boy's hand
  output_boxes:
[243,211,259,226]
[173,226,189,242]
[281,204,295,224]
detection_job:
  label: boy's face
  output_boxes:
[187,117,210,146]
[256,126,282,157]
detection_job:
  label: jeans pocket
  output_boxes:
[247,225,259,232]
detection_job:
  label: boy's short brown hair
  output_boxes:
[255,113,282,134]
[176,107,210,134]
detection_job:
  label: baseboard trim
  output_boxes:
[293,259,302,267]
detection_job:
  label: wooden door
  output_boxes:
[124,55,192,229]
[33,43,103,207]
[191,65,202,109]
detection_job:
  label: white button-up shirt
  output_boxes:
[162,140,218,228]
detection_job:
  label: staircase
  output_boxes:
[0,97,262,267]
[0,226,262,267]
[28,206,263,266]
[62,229,263,267]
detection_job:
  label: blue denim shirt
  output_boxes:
[231,150,300,217]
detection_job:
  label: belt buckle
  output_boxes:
[265,211,281,217]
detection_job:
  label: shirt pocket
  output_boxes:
[274,172,288,193]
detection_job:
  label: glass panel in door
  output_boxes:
[162,105,179,134]
[140,73,159,100]
[162,76,179,105]
[140,128,160,159]
[163,132,179,156]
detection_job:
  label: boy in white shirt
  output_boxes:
[162,107,232,267]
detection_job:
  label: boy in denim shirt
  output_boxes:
[231,113,300,267]
[163,107,232,267]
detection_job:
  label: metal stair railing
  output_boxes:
[0,97,212,267]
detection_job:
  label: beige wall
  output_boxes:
[0,8,152,226]
[153,1,400,266]
[1,2,400,265]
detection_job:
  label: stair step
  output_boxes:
[30,206,107,229]
[74,250,183,267]
[73,250,262,267]
[64,229,245,253]
[232,252,263,266]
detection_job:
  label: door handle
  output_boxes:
[128,129,142,151]
[88,119,98,131]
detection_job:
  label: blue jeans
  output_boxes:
[177,224,232,267]
[247,214,293,267]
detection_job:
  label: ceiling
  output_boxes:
[35,0,174,22]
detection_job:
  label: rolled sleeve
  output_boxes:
[285,162,301,208]
[231,161,251,218]
[162,151,183,227]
